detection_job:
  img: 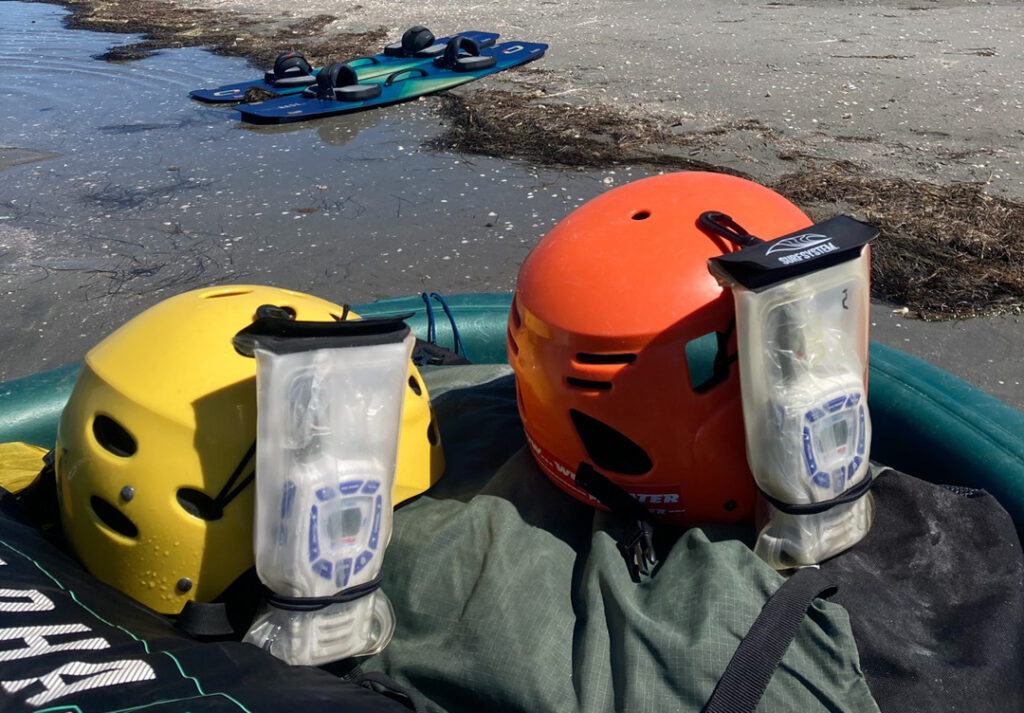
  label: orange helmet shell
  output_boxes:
[507,172,811,526]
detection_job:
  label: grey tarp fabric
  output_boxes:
[362,365,880,713]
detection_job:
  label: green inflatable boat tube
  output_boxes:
[1,292,1022,531]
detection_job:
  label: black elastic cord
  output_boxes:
[702,568,838,713]
[267,574,383,611]
[213,441,256,509]
[697,211,764,248]
[759,471,874,516]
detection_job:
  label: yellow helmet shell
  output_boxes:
[55,285,443,614]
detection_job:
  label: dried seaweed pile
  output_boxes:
[434,92,1024,321]
[44,0,380,65]
[775,164,1024,320]
[428,90,734,174]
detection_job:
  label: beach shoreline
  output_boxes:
[5,0,1023,408]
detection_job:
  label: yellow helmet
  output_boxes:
[55,285,443,614]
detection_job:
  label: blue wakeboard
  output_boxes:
[235,39,547,125]
[189,29,500,104]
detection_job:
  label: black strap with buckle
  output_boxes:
[575,462,659,582]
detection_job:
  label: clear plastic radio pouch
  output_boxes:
[707,214,879,569]
[233,313,415,665]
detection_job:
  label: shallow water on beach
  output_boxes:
[4,2,1020,413]
[0,2,644,378]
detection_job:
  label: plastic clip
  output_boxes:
[618,519,657,583]
[576,462,660,583]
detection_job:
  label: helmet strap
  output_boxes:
[575,462,659,583]
[176,600,237,638]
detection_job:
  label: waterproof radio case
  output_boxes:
[234,313,415,665]
[707,215,879,569]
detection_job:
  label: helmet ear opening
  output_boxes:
[569,409,652,475]
[92,414,137,457]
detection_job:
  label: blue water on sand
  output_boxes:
[0,2,644,378]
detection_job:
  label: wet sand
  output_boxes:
[4,0,1023,408]
[163,0,1024,196]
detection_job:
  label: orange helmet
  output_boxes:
[507,171,811,526]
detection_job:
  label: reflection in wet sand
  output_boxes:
[0,148,60,172]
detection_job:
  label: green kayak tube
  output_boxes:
[867,340,1024,530]
[0,362,80,451]
[1,292,1021,532]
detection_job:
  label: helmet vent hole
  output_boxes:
[427,419,440,446]
[507,329,519,356]
[92,415,137,457]
[569,409,652,475]
[631,210,651,221]
[90,496,139,538]
[408,375,423,396]
[575,352,636,365]
[201,287,253,298]
[177,488,225,521]
[566,377,612,391]
[686,331,729,392]
[509,297,522,329]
